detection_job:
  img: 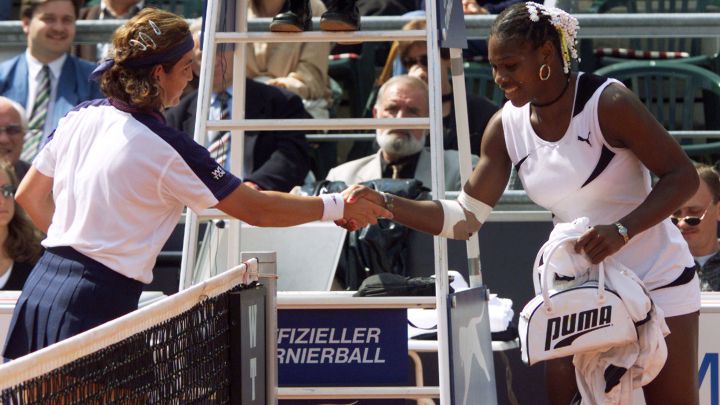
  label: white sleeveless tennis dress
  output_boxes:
[502,72,699,317]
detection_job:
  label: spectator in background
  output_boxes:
[0,160,43,291]
[76,0,145,62]
[326,75,477,190]
[673,164,720,291]
[0,0,103,162]
[271,0,360,31]
[412,0,527,60]
[165,24,312,192]
[247,0,332,118]
[0,97,33,181]
[396,18,498,153]
[356,0,417,17]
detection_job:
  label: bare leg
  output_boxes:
[642,311,699,405]
[545,355,578,404]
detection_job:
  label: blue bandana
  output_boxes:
[90,33,194,82]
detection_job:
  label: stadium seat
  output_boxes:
[463,62,505,106]
[586,0,719,69]
[594,61,720,159]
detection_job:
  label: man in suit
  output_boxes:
[0,97,32,181]
[164,46,312,192]
[0,0,103,161]
[76,0,144,62]
[326,75,477,191]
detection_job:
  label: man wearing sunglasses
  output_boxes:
[0,97,31,182]
[672,164,720,291]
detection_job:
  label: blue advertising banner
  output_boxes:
[277,308,409,386]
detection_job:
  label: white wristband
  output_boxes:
[320,193,344,221]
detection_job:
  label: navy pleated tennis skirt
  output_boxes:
[2,246,143,361]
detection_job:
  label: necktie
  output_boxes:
[207,91,231,166]
[391,164,401,179]
[22,65,50,161]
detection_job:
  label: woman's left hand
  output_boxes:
[574,225,626,264]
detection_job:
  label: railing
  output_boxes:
[0,14,719,46]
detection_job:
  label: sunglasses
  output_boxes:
[0,125,22,136]
[401,54,428,69]
[0,184,14,199]
[671,203,711,226]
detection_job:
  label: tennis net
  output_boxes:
[0,257,270,404]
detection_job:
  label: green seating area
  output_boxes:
[594,61,720,160]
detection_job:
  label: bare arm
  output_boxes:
[16,166,55,233]
[575,83,699,263]
[215,183,391,228]
[345,110,511,238]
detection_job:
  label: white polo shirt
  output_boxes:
[34,99,241,283]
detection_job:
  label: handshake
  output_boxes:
[331,185,392,232]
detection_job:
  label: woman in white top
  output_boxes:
[343,3,700,404]
[3,8,388,362]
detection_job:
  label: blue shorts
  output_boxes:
[2,247,143,360]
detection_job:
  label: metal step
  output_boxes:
[205,117,430,131]
[214,29,426,44]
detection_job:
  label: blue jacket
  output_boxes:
[0,53,103,143]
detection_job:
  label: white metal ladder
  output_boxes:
[178,0,492,403]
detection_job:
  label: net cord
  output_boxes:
[0,258,260,388]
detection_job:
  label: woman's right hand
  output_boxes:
[335,185,388,231]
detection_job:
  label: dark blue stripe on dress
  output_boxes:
[581,145,615,187]
[573,74,608,118]
[651,265,697,291]
[514,154,529,173]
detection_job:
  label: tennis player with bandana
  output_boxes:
[3,7,389,362]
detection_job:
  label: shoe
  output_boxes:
[270,0,312,32]
[320,0,360,31]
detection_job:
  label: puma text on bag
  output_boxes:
[519,237,637,365]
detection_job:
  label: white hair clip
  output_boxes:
[525,1,580,74]
[130,31,157,52]
[148,20,162,35]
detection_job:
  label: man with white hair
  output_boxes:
[0,96,32,181]
[326,75,476,190]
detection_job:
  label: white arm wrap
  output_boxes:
[439,200,466,238]
[438,190,492,238]
[458,190,492,222]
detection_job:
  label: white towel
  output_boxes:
[540,218,669,404]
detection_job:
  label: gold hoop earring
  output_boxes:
[539,64,551,81]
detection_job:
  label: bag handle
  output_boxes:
[532,236,606,313]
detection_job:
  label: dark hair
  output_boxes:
[21,0,80,19]
[696,163,720,203]
[489,3,564,65]
[100,8,190,111]
[0,161,43,264]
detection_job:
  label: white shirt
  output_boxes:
[0,263,12,289]
[25,50,66,137]
[34,99,241,283]
[502,72,694,290]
